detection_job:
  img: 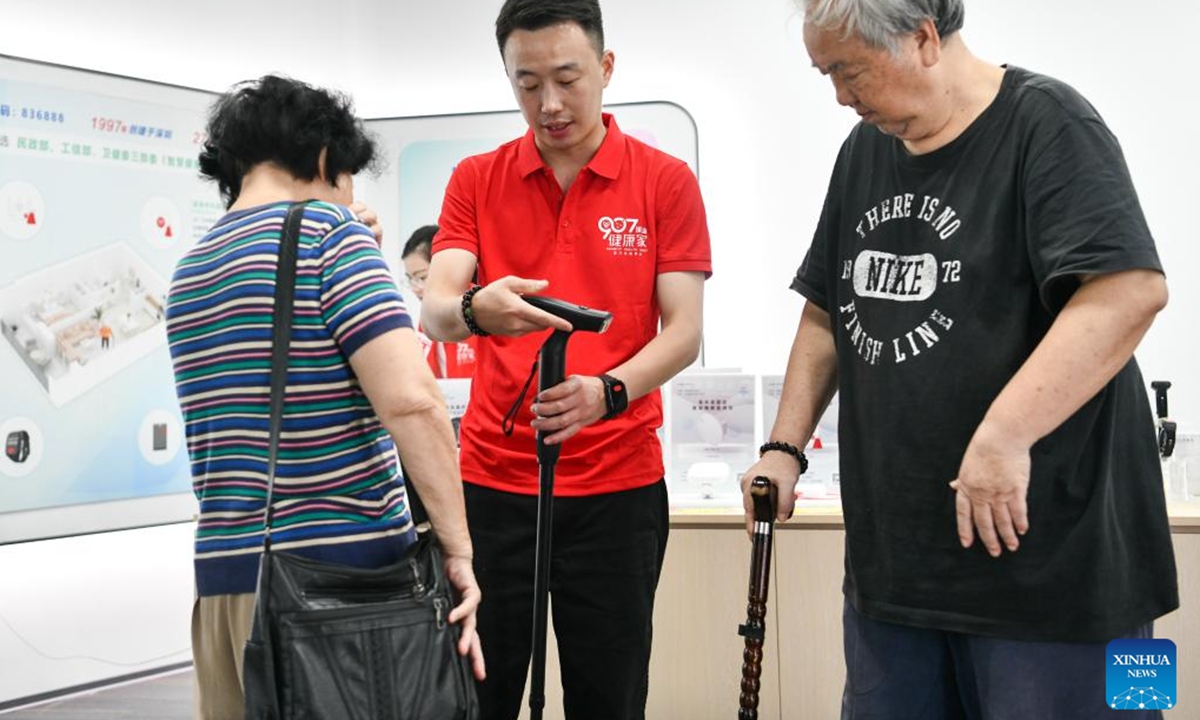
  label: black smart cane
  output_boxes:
[522,295,612,720]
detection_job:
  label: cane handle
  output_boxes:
[750,476,776,524]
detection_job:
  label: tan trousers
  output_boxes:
[192,593,256,720]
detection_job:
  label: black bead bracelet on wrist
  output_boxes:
[461,285,490,337]
[759,440,809,474]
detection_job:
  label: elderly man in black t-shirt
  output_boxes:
[743,1,1179,717]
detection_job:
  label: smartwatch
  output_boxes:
[599,374,629,420]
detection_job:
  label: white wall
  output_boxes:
[0,524,194,704]
[2,0,1198,705]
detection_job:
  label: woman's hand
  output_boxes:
[443,553,486,681]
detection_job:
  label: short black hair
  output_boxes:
[495,0,604,58]
[402,225,439,261]
[198,75,378,207]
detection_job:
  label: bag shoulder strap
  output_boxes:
[262,201,310,554]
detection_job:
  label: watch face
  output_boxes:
[601,374,628,418]
[612,378,628,407]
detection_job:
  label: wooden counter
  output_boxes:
[669,500,1200,530]
[519,503,1200,719]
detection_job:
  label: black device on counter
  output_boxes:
[1152,380,1176,458]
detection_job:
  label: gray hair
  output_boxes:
[799,0,965,53]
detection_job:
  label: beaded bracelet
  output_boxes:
[461,285,490,337]
[759,440,809,474]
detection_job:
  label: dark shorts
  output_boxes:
[841,600,1163,720]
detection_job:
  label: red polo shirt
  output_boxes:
[434,114,711,496]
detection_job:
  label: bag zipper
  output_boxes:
[283,600,439,627]
[434,596,447,629]
[301,586,416,603]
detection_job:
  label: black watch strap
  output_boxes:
[599,374,629,420]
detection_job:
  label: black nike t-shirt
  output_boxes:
[793,65,1179,642]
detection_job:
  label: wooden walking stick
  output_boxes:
[738,476,777,720]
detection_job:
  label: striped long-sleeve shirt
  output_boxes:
[167,201,416,596]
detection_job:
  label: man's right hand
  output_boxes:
[740,450,804,534]
[469,277,573,336]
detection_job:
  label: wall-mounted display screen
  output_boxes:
[0,54,219,543]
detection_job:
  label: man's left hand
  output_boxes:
[950,419,1031,557]
[530,374,608,445]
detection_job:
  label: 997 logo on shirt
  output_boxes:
[598,216,649,258]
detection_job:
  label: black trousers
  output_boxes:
[464,479,670,720]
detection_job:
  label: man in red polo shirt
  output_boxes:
[422,1,710,717]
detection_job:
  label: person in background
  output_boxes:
[742,1,1178,717]
[420,0,712,717]
[402,224,478,379]
[166,74,484,720]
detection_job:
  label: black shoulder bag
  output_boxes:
[242,201,479,720]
